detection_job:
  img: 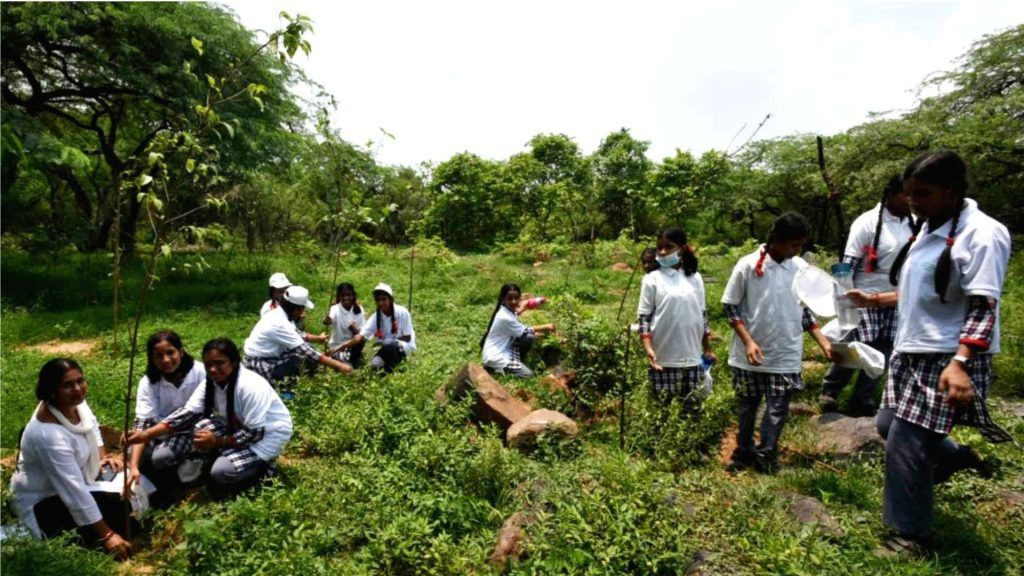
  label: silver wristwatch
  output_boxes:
[951,354,970,368]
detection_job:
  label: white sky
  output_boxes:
[219,0,1023,168]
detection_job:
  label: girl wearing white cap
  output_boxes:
[260,272,291,316]
[334,283,415,373]
[243,286,352,388]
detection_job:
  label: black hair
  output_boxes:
[145,330,195,385]
[767,212,812,243]
[865,175,904,273]
[36,358,82,403]
[334,282,362,315]
[656,228,699,276]
[889,151,968,302]
[201,338,241,432]
[641,247,658,273]
[480,283,522,350]
[279,298,304,320]
[373,290,399,339]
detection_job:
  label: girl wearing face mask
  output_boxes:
[636,228,715,410]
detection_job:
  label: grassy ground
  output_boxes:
[1,240,1022,575]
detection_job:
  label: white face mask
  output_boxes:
[656,250,681,268]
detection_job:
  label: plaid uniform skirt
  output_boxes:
[883,353,1013,443]
[731,368,803,398]
[855,306,898,345]
[243,356,286,383]
[194,417,275,477]
[649,366,704,397]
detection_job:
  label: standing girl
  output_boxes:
[334,283,415,373]
[847,151,1011,555]
[323,282,367,368]
[721,212,834,473]
[260,272,291,316]
[480,283,556,378]
[637,228,715,408]
[127,338,294,497]
[127,331,206,491]
[819,175,913,416]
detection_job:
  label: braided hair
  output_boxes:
[374,292,399,339]
[889,151,968,303]
[756,212,812,277]
[334,282,362,315]
[656,228,699,276]
[480,283,522,350]
[201,338,241,433]
[864,175,904,273]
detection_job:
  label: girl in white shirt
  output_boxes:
[259,272,291,316]
[480,283,556,378]
[721,213,834,473]
[334,283,415,373]
[637,228,715,409]
[127,338,293,498]
[323,282,367,368]
[820,175,913,415]
[10,358,133,559]
[846,151,1011,556]
[126,331,205,493]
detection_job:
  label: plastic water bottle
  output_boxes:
[831,263,858,332]
[700,354,716,371]
[525,296,547,309]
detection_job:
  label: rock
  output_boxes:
[812,413,883,456]
[609,261,632,272]
[685,549,712,575]
[788,494,845,538]
[446,363,533,431]
[789,402,818,417]
[507,409,579,451]
[540,367,577,400]
[998,489,1024,510]
[533,261,544,268]
[99,425,122,450]
[488,512,530,567]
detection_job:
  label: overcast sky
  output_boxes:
[220,1,1022,168]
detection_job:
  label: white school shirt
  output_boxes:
[359,304,417,355]
[844,203,915,293]
[482,306,530,370]
[244,306,309,359]
[10,401,105,537]
[895,199,1009,354]
[178,367,293,461]
[135,361,206,424]
[721,246,809,373]
[328,303,366,348]
[636,268,707,368]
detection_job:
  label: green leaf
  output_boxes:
[206,74,216,88]
[147,152,162,166]
[186,158,195,173]
[252,96,264,111]
[160,244,171,257]
[137,174,153,187]
[219,122,235,139]
[191,36,203,56]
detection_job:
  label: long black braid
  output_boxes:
[480,283,521,350]
[866,175,903,273]
[201,338,242,433]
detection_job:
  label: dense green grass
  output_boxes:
[2,240,1022,575]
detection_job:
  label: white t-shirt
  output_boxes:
[721,246,809,373]
[327,303,366,348]
[177,367,293,461]
[636,268,707,368]
[482,306,530,370]
[244,306,308,359]
[844,203,915,293]
[895,199,1009,354]
[135,361,206,424]
[10,401,105,537]
[359,304,417,355]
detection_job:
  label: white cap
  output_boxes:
[268,272,292,289]
[283,286,315,309]
[372,283,394,298]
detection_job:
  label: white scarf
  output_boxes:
[43,401,101,485]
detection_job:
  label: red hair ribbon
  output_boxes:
[754,248,768,277]
[864,246,878,273]
[946,237,955,247]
